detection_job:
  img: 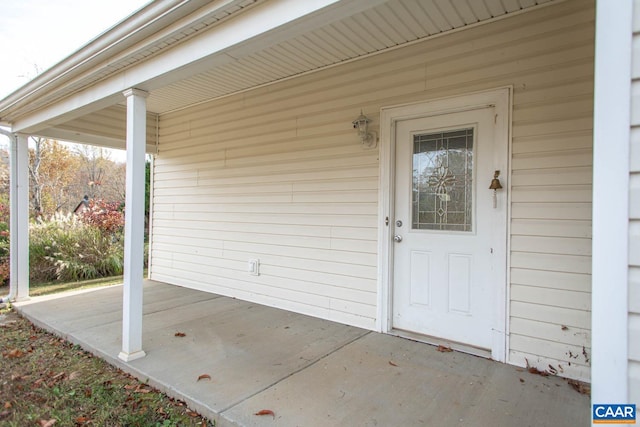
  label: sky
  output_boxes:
[0,0,150,98]
[0,0,150,158]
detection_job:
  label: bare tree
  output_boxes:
[74,144,125,204]
[28,137,45,217]
[28,139,81,217]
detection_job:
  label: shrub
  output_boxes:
[0,201,9,285]
[79,199,125,234]
[29,213,124,284]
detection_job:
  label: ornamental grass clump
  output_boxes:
[29,205,125,284]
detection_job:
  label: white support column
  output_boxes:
[592,0,632,407]
[119,88,148,362]
[9,133,30,301]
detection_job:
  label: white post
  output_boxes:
[592,0,632,407]
[119,88,148,362]
[9,133,30,301]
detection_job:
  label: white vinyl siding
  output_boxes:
[152,0,593,380]
[629,0,640,406]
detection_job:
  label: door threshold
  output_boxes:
[389,328,492,360]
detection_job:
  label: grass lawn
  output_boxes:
[0,307,213,426]
[0,276,215,426]
[0,272,149,298]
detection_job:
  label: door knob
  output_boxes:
[393,235,403,242]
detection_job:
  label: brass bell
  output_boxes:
[489,170,503,190]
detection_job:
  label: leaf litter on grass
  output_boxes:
[0,309,214,426]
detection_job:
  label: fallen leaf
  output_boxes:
[525,358,549,376]
[68,371,81,381]
[38,419,56,427]
[187,411,199,418]
[436,345,453,353]
[197,374,211,382]
[174,332,186,337]
[388,361,398,367]
[527,366,549,377]
[75,416,90,424]
[4,348,25,358]
[4,402,11,409]
[51,372,65,381]
[567,379,591,396]
[255,409,275,418]
[519,378,525,383]
[134,385,151,394]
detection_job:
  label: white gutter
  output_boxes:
[0,0,192,118]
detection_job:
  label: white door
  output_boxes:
[391,105,506,352]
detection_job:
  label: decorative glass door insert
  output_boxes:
[412,128,474,231]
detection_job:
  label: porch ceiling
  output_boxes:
[0,0,558,147]
[147,0,557,114]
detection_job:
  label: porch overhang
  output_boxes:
[0,0,558,147]
[6,0,636,417]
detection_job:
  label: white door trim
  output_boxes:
[376,87,511,362]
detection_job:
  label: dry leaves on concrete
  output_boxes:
[567,379,591,396]
[255,409,275,418]
[436,345,453,353]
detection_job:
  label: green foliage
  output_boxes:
[145,160,151,219]
[0,198,10,285]
[29,213,124,284]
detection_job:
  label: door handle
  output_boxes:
[393,235,403,242]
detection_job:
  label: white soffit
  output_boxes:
[0,0,557,137]
[146,0,556,114]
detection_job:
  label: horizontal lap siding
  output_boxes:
[630,0,640,406]
[507,0,594,380]
[152,133,379,328]
[152,0,593,377]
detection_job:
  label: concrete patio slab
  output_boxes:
[225,332,589,426]
[14,281,590,427]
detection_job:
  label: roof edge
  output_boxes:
[0,0,206,122]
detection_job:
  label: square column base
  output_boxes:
[118,350,146,362]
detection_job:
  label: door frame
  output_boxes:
[377,87,512,362]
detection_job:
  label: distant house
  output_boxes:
[73,195,90,215]
[0,0,636,412]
